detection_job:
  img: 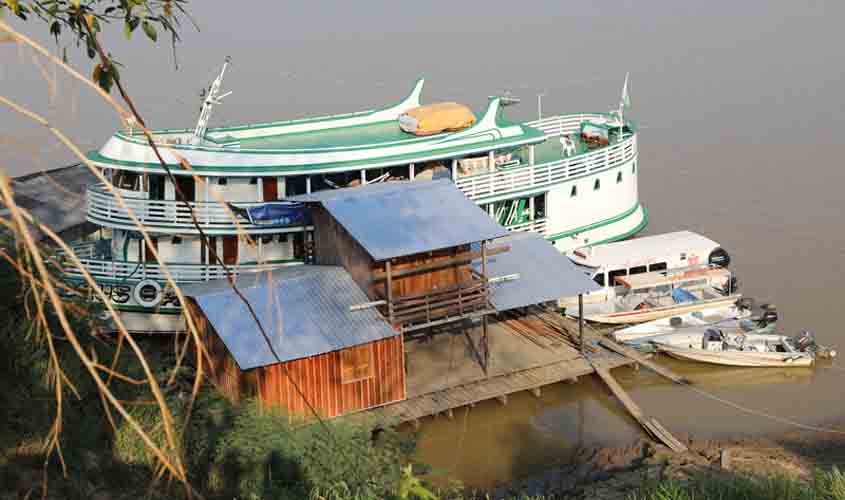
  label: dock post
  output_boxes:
[578,293,585,355]
[386,260,394,324]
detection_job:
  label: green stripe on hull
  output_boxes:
[546,202,643,241]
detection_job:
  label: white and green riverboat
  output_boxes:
[64,61,647,332]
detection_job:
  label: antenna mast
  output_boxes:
[192,56,232,145]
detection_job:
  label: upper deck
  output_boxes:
[86,79,633,177]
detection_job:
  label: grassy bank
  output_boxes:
[631,468,845,500]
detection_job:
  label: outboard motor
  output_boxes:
[793,330,817,353]
[756,303,778,327]
[708,247,731,267]
[736,297,755,312]
[722,276,740,295]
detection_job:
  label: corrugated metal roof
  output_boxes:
[185,265,398,370]
[476,232,601,312]
[292,179,508,261]
[2,164,97,237]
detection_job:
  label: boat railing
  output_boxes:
[61,256,302,283]
[504,218,547,236]
[455,125,636,201]
[86,183,307,234]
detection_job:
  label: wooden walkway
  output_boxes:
[367,349,632,423]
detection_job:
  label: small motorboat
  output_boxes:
[614,302,778,349]
[570,265,742,325]
[653,330,836,368]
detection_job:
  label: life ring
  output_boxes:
[133,279,162,308]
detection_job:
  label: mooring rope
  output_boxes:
[684,384,845,435]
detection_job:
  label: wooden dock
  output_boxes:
[357,309,689,453]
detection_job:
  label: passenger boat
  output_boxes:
[562,230,732,308]
[653,330,835,368]
[60,60,647,332]
[613,302,778,346]
[568,264,741,324]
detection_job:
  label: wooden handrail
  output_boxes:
[371,245,509,281]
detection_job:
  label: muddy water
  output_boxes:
[3,0,845,490]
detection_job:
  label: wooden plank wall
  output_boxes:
[186,299,249,403]
[310,205,379,299]
[374,245,474,298]
[254,335,406,419]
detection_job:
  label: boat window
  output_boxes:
[608,268,628,285]
[278,233,288,243]
[533,194,547,219]
[655,284,671,294]
[593,273,606,286]
[570,185,578,197]
[217,177,228,185]
[648,262,667,272]
[629,265,647,275]
[249,177,258,185]
[261,235,273,244]
[616,172,623,183]
[285,175,308,196]
[633,287,650,294]
[593,179,601,191]
[171,236,182,245]
[114,171,140,190]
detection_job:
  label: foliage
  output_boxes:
[628,467,845,500]
[1,0,194,88]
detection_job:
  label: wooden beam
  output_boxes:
[531,387,542,398]
[386,260,394,324]
[592,364,687,453]
[445,408,454,420]
[496,394,508,406]
[371,245,510,281]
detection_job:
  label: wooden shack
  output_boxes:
[301,179,509,333]
[185,265,405,418]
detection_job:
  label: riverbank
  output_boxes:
[490,424,845,499]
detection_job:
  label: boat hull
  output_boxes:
[580,295,741,325]
[657,345,814,367]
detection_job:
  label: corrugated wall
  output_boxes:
[254,335,406,419]
[188,299,250,403]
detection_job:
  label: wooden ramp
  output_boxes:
[591,363,687,453]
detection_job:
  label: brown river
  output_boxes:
[2,0,844,489]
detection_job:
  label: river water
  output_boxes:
[2,0,844,489]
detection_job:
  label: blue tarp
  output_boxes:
[672,287,697,304]
[243,202,308,227]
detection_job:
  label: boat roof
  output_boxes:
[615,265,731,289]
[87,79,549,174]
[571,231,720,268]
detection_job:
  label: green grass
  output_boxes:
[629,468,845,500]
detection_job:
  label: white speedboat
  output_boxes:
[613,303,778,348]
[653,330,834,368]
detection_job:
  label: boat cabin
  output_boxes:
[569,230,730,290]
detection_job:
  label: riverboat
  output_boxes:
[61,61,647,332]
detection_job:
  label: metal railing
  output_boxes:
[455,114,636,201]
[505,218,548,236]
[86,184,301,234]
[61,256,302,283]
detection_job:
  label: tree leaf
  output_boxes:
[92,63,102,85]
[142,20,157,42]
[123,20,133,40]
[7,0,19,15]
